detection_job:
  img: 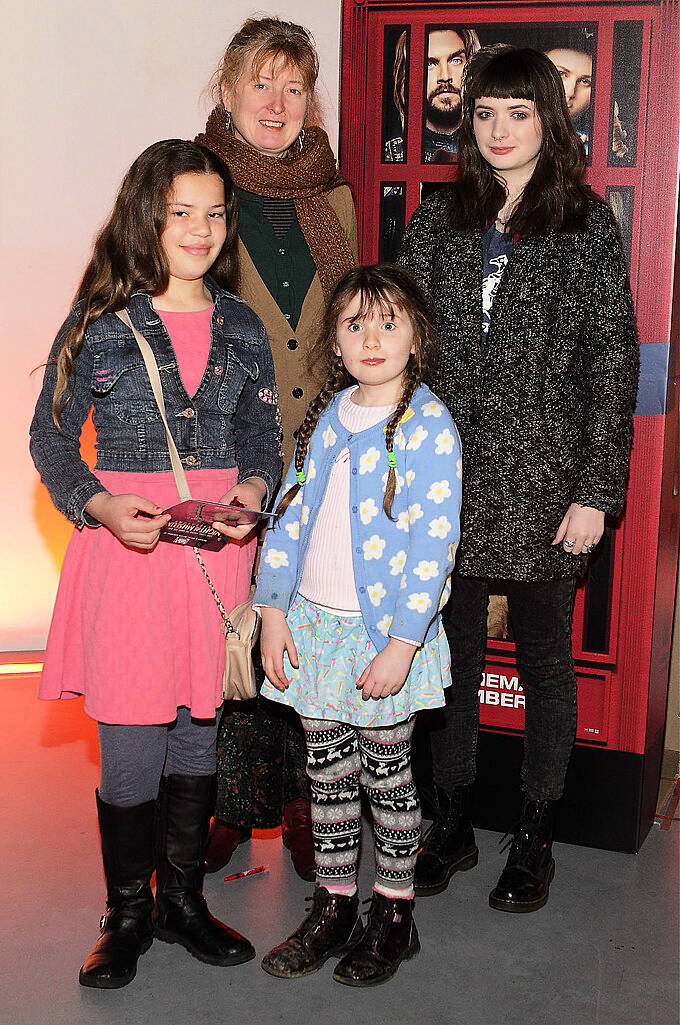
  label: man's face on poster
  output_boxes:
[426,29,467,132]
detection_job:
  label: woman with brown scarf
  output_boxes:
[196,17,357,880]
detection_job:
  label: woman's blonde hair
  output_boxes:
[209,17,322,124]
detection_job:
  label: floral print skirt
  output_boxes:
[260,595,452,728]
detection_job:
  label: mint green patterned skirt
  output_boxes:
[260,594,452,727]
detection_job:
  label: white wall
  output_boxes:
[1,0,342,650]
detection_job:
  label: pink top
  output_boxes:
[158,306,213,397]
[298,390,396,614]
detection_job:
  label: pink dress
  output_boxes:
[38,308,257,724]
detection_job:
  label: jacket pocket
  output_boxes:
[216,343,259,414]
[91,345,161,425]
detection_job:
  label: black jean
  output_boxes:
[432,574,577,802]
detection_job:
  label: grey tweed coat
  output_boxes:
[398,188,639,581]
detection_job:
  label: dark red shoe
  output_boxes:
[282,798,316,882]
[204,818,251,874]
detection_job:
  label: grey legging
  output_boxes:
[98,705,219,806]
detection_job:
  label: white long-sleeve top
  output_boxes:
[298,389,395,613]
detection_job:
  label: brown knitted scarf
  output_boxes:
[196,108,356,300]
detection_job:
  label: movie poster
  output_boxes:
[381,21,598,167]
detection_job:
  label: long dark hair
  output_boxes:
[452,46,590,236]
[276,264,435,521]
[51,139,239,428]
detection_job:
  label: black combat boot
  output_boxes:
[414,784,478,896]
[261,886,362,978]
[489,797,555,913]
[79,791,155,989]
[333,891,420,987]
[153,774,255,965]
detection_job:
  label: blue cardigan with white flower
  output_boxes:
[254,384,462,650]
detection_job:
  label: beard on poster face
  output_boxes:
[426,83,462,129]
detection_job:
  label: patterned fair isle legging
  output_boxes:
[300,716,421,893]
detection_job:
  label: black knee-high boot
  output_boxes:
[153,773,255,966]
[79,791,155,989]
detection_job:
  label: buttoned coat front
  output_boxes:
[254,385,462,649]
[238,185,358,468]
[398,189,639,581]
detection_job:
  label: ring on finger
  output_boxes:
[563,539,575,549]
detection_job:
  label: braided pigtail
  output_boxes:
[275,355,348,521]
[383,358,421,519]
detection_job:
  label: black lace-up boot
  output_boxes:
[261,886,362,978]
[79,791,155,989]
[489,797,555,913]
[333,891,420,987]
[414,784,478,896]
[153,774,255,965]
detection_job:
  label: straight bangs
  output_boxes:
[467,50,536,104]
[346,284,398,324]
[249,41,318,92]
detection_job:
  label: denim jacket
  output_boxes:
[30,277,283,527]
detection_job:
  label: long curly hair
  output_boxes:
[452,46,590,235]
[50,140,238,429]
[276,264,435,521]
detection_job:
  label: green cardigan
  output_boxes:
[236,189,316,331]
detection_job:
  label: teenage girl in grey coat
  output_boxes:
[399,46,638,913]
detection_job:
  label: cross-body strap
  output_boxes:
[115,308,191,502]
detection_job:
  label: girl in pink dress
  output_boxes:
[30,140,282,989]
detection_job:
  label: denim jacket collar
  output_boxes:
[127,275,245,313]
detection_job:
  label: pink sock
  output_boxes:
[373,882,414,900]
[323,882,357,897]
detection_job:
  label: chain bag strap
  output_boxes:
[115,308,259,699]
[192,547,234,635]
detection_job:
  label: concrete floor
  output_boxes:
[4,672,678,1025]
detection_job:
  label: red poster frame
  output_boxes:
[340,0,680,850]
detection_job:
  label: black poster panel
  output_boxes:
[609,21,643,166]
[378,183,407,261]
[606,184,635,270]
[582,530,615,654]
[420,180,448,203]
[382,26,410,163]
